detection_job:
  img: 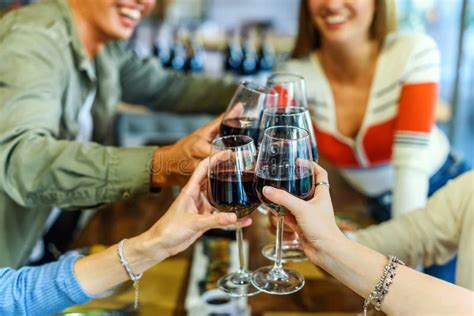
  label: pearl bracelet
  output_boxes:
[118,238,143,309]
[363,255,405,316]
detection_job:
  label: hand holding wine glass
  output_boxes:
[144,158,251,260]
[150,113,224,188]
[258,163,342,264]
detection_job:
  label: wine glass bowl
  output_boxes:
[259,106,318,161]
[208,135,259,220]
[219,81,278,145]
[267,73,307,109]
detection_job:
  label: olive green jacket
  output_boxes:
[0,0,236,267]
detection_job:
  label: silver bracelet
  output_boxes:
[363,255,405,316]
[118,238,143,309]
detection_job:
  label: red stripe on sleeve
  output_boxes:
[396,82,438,133]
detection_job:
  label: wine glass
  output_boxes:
[252,126,315,295]
[261,73,318,262]
[219,81,279,145]
[208,135,260,297]
[259,106,318,162]
[267,72,308,108]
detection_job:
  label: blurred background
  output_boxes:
[1,0,472,163]
[0,1,472,314]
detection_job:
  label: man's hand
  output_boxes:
[150,114,223,188]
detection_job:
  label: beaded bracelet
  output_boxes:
[363,255,405,316]
[118,238,143,309]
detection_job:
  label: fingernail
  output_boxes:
[263,186,273,195]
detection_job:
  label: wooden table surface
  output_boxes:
[73,161,382,315]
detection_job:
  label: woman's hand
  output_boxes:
[142,159,251,262]
[261,164,344,264]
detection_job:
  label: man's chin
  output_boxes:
[109,29,134,41]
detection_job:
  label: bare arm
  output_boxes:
[355,172,473,269]
[74,159,249,294]
[0,160,248,315]
[316,237,473,316]
[262,165,474,316]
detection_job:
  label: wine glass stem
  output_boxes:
[272,215,285,272]
[236,221,247,274]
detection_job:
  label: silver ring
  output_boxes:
[316,181,330,189]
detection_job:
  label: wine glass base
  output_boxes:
[251,266,305,295]
[217,272,261,297]
[262,243,308,263]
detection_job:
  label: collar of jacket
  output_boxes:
[54,0,97,82]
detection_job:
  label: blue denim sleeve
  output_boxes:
[0,254,94,315]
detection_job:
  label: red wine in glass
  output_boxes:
[254,166,314,215]
[219,117,260,146]
[209,170,259,219]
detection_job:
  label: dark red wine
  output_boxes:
[208,171,259,219]
[220,117,260,145]
[255,169,314,215]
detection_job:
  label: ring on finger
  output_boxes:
[316,181,330,189]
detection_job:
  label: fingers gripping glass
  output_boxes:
[252,126,315,295]
[208,135,260,297]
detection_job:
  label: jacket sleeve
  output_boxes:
[0,30,154,209]
[0,255,93,315]
[354,172,473,268]
[115,43,238,114]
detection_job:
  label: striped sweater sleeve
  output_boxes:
[0,255,93,315]
[392,34,441,216]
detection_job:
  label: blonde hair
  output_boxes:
[291,0,398,58]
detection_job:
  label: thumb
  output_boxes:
[191,137,212,158]
[194,212,237,231]
[262,186,306,217]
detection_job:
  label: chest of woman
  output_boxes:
[332,83,371,139]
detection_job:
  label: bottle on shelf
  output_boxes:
[224,30,243,73]
[186,31,204,73]
[153,25,173,68]
[170,28,188,72]
[240,29,258,75]
[257,31,275,72]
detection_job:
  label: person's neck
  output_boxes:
[68,0,105,59]
[318,38,379,83]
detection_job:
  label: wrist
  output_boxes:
[135,231,170,265]
[311,232,350,267]
[123,235,164,275]
[150,146,172,188]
